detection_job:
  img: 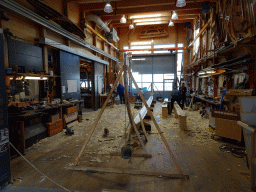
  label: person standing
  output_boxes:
[179,83,187,109]
[117,83,125,104]
[169,89,181,114]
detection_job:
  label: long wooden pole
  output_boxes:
[74,67,124,166]
[123,59,145,149]
[127,68,183,175]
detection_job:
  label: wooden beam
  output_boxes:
[74,67,123,166]
[80,1,207,10]
[188,18,211,48]
[127,68,184,175]
[110,152,152,158]
[66,166,189,179]
[87,6,201,16]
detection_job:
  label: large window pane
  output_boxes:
[164,74,174,79]
[132,82,142,89]
[142,83,151,91]
[132,72,141,83]
[153,83,163,91]
[153,44,175,54]
[142,74,152,82]
[153,74,163,82]
[165,83,173,91]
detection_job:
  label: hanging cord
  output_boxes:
[9,143,71,192]
[219,144,249,168]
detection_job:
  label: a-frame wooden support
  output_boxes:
[68,54,189,179]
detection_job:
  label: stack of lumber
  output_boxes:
[174,102,187,130]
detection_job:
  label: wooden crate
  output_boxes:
[49,114,60,123]
[66,106,77,114]
[215,118,242,141]
[46,119,63,137]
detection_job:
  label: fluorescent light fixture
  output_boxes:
[104,0,113,13]
[168,20,174,27]
[171,11,178,20]
[136,21,162,25]
[132,58,146,61]
[129,23,134,29]
[198,72,205,75]
[134,18,162,23]
[25,76,48,80]
[130,14,161,19]
[131,41,152,45]
[120,15,126,23]
[176,0,186,7]
[206,71,215,74]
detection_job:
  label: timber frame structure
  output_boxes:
[66,53,189,180]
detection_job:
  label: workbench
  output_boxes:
[8,100,83,156]
[194,96,221,109]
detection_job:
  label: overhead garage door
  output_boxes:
[131,54,176,99]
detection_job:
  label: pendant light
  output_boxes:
[168,20,174,27]
[129,22,134,29]
[104,0,113,13]
[176,0,186,7]
[171,11,178,20]
[120,15,126,23]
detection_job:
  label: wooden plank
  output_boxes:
[127,68,184,175]
[66,166,189,179]
[74,67,124,166]
[139,113,148,142]
[110,152,152,158]
[123,64,145,149]
[237,121,255,132]
[188,18,212,48]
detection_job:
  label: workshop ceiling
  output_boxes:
[70,0,216,28]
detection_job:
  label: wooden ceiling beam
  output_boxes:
[112,19,194,27]
[87,5,201,16]
[107,16,197,24]
[100,13,199,21]
[79,0,211,10]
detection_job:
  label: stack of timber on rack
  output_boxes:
[174,102,187,130]
[64,106,78,127]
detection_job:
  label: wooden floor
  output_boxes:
[10,102,252,192]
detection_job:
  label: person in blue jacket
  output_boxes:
[117,83,125,104]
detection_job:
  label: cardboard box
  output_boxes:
[215,118,242,141]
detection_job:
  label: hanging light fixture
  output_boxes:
[104,0,113,13]
[168,20,174,27]
[120,15,126,23]
[176,0,186,7]
[129,22,134,29]
[171,11,178,20]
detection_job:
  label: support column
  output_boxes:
[40,27,48,74]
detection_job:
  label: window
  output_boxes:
[142,83,151,91]
[164,74,174,79]
[193,25,200,55]
[153,44,175,53]
[131,45,151,54]
[153,74,163,82]
[142,74,152,82]
[153,83,163,91]
[132,72,141,83]
[165,83,173,91]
